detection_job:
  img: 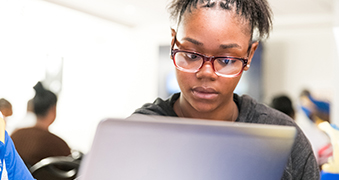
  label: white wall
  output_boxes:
[0,0,162,153]
[332,0,339,126]
[1,0,337,154]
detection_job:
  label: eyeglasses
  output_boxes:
[171,37,249,78]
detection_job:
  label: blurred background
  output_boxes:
[0,0,338,154]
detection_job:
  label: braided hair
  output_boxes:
[168,0,273,40]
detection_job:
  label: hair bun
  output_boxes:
[33,82,47,95]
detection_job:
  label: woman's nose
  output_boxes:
[195,61,218,80]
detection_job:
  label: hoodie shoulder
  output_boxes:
[133,93,180,117]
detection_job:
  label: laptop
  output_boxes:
[77,114,296,180]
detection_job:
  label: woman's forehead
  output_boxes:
[178,8,252,41]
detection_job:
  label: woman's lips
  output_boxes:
[192,87,219,100]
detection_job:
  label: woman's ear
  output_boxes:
[170,28,176,59]
[244,41,259,71]
[171,28,176,48]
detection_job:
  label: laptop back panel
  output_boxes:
[78,116,296,180]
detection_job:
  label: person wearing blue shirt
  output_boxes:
[0,112,35,180]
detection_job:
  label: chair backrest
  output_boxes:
[30,156,81,180]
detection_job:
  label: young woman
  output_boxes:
[134,0,319,179]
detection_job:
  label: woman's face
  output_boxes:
[173,8,258,113]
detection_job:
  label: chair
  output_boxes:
[29,156,81,180]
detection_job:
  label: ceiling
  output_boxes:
[42,0,334,27]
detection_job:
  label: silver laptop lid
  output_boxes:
[78,115,296,180]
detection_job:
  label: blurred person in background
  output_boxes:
[11,82,71,168]
[299,90,330,124]
[0,111,35,179]
[298,90,332,168]
[270,95,295,120]
[270,93,332,169]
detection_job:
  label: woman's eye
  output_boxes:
[217,58,236,66]
[222,59,230,64]
[220,58,232,64]
[186,53,200,60]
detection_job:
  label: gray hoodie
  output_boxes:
[133,93,320,180]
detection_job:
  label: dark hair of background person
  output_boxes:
[270,95,295,120]
[0,98,13,117]
[0,98,11,109]
[33,82,57,118]
[168,0,273,39]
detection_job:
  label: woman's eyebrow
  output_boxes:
[182,37,241,49]
[220,43,241,49]
[182,37,203,46]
